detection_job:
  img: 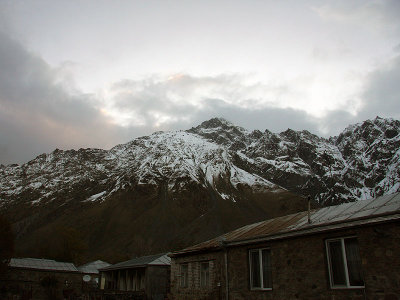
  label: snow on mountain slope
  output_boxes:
[189,117,400,203]
[0,128,279,208]
[0,116,399,209]
[332,117,400,200]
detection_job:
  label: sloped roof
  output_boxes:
[100,253,170,271]
[78,260,111,274]
[171,192,400,256]
[9,258,79,272]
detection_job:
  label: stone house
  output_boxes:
[99,253,171,300]
[170,192,400,300]
[0,258,83,300]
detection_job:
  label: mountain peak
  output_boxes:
[197,117,235,129]
[187,118,248,146]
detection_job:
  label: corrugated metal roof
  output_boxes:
[9,258,79,272]
[78,260,111,274]
[100,253,171,271]
[172,192,400,256]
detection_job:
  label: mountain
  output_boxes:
[188,116,400,203]
[0,116,399,262]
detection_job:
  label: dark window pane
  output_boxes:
[345,238,364,286]
[328,241,346,286]
[180,264,188,287]
[262,249,272,288]
[250,251,261,288]
[200,262,209,287]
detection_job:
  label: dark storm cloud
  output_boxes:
[359,55,400,121]
[0,31,132,165]
[0,31,96,124]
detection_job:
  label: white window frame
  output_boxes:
[179,263,188,288]
[200,261,210,288]
[325,236,365,289]
[249,248,272,290]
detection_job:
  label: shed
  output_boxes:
[0,258,83,300]
[99,253,171,300]
[78,259,111,296]
[78,260,111,275]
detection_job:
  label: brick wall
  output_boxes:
[171,221,400,300]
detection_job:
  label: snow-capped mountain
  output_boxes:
[189,116,400,203]
[2,116,398,208]
[0,127,280,209]
[0,116,399,261]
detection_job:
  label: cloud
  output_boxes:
[359,54,400,120]
[1,17,399,165]
[102,74,337,136]
[0,30,134,164]
[186,99,320,134]
[0,29,335,165]
[311,53,400,136]
[313,0,400,35]
[102,65,400,140]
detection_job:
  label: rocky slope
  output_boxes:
[0,116,399,262]
[188,116,400,204]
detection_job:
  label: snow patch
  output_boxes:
[85,191,107,202]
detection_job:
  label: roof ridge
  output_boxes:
[171,192,400,256]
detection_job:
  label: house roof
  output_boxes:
[171,192,400,257]
[9,258,79,272]
[78,260,111,274]
[100,253,171,271]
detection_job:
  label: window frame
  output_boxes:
[200,261,210,288]
[325,236,365,289]
[248,248,272,291]
[179,263,189,288]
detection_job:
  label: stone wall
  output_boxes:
[0,268,83,300]
[170,251,226,300]
[146,266,170,300]
[171,220,400,300]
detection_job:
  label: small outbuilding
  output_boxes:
[78,260,111,298]
[99,253,171,300]
[0,257,83,300]
[170,192,400,300]
[78,260,111,285]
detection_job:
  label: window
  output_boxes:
[200,262,210,287]
[249,248,272,290]
[180,264,188,288]
[326,237,364,288]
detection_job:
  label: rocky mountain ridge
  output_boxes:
[190,116,400,203]
[0,116,399,261]
[1,116,399,208]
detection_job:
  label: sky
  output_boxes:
[0,0,400,164]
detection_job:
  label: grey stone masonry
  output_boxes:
[171,221,400,300]
[171,251,225,300]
